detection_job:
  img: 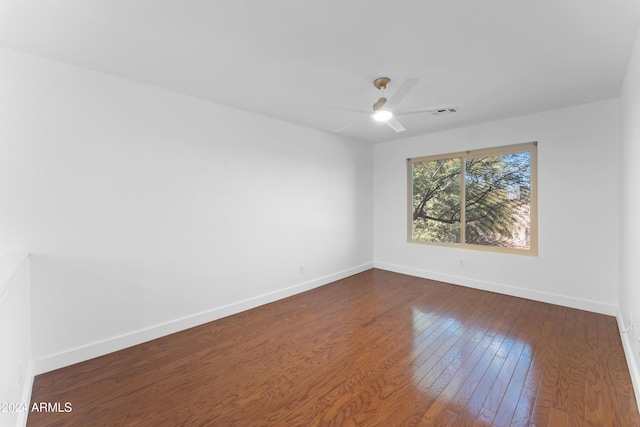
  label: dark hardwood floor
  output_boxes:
[28,269,640,426]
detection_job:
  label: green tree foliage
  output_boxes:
[465,152,531,247]
[412,158,462,243]
[412,151,531,248]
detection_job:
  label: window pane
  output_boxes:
[464,151,531,248]
[412,158,462,243]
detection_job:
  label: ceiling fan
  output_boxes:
[332,77,459,134]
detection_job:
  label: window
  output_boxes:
[408,142,537,255]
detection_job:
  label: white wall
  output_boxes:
[0,47,373,372]
[374,99,621,314]
[620,25,640,408]
[0,253,31,427]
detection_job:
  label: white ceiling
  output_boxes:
[0,0,639,143]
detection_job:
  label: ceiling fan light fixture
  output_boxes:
[373,109,393,122]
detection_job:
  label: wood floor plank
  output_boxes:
[26,269,640,426]
[490,300,544,426]
[584,311,606,426]
[595,313,624,426]
[285,279,466,427]
[323,278,486,426]
[505,301,549,426]
[566,308,587,427]
[554,305,576,414]
[529,304,568,426]
[455,296,527,425]
[472,297,538,426]
[380,288,513,427]
[548,406,568,425]
[418,291,507,426]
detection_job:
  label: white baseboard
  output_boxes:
[17,360,34,427]
[34,262,373,375]
[616,308,640,414]
[373,262,617,316]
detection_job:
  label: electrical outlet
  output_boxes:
[299,264,304,274]
[459,259,464,267]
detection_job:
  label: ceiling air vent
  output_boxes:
[430,108,458,116]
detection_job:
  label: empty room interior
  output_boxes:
[2,1,640,426]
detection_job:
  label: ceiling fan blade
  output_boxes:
[332,116,372,133]
[384,78,419,110]
[395,105,460,116]
[384,115,406,133]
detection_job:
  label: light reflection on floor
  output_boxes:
[410,307,535,421]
